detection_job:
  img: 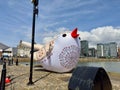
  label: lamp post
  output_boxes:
[27,0,39,85]
[0,62,6,90]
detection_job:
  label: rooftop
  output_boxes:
[0,43,9,50]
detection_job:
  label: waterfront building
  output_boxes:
[2,48,13,57]
[88,48,96,57]
[103,43,110,57]
[97,42,117,58]
[17,40,31,57]
[97,43,104,57]
[0,43,17,58]
[12,47,18,57]
[0,43,9,57]
[80,40,89,57]
[109,42,117,57]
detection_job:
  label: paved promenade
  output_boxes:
[0,64,120,90]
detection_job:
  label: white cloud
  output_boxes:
[17,25,120,49]
[12,25,120,49]
[40,27,69,44]
[37,26,120,48]
[56,27,69,33]
[42,37,53,44]
[79,26,120,48]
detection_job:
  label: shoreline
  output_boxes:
[13,57,120,62]
[79,57,120,62]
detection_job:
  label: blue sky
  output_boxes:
[0,0,120,47]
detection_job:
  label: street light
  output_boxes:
[31,0,39,6]
[27,0,39,85]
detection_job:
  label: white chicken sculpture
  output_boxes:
[21,28,81,72]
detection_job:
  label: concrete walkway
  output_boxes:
[4,64,120,90]
[0,63,120,90]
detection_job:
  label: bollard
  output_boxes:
[11,58,13,65]
[0,58,3,65]
[0,62,6,90]
[8,59,11,66]
[68,66,112,90]
[16,58,18,66]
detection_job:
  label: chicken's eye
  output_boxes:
[62,34,67,37]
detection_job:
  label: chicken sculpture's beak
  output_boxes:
[71,28,79,38]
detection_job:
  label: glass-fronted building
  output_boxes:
[80,40,89,57]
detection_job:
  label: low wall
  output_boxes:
[79,57,120,62]
[12,57,120,62]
